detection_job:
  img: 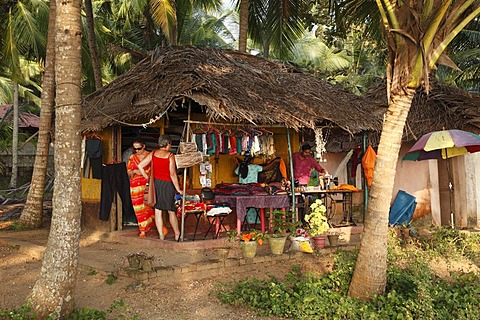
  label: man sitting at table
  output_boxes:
[293,144,328,185]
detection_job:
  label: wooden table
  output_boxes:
[215,194,290,233]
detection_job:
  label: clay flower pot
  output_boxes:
[327,234,340,247]
[269,236,287,255]
[312,235,326,249]
[242,241,258,258]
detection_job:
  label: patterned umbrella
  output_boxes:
[403,129,480,228]
[404,129,480,161]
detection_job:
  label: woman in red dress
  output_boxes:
[138,135,182,241]
[127,139,155,237]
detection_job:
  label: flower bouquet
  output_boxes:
[305,199,329,249]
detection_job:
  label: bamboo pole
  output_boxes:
[180,102,191,241]
[286,127,296,220]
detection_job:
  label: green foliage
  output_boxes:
[268,210,299,236]
[0,300,138,320]
[4,221,27,231]
[105,273,118,285]
[88,269,98,276]
[0,305,37,320]
[216,228,480,319]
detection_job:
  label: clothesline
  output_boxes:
[183,120,287,128]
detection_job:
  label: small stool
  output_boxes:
[204,213,229,239]
[204,206,232,239]
[184,210,204,241]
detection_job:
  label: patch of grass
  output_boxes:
[88,269,98,276]
[216,228,480,319]
[5,221,27,231]
[105,273,117,285]
[0,301,138,320]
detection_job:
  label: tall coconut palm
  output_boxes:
[1,0,47,188]
[346,0,480,300]
[178,10,235,47]
[149,0,222,45]
[27,0,83,316]
[20,0,56,229]
[234,0,308,57]
[84,0,103,89]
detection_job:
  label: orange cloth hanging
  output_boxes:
[279,157,287,179]
[362,145,376,188]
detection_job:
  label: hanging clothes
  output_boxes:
[362,145,376,188]
[83,138,103,179]
[99,162,135,221]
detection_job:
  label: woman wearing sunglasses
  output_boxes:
[127,139,157,238]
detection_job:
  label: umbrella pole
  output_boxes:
[445,149,455,228]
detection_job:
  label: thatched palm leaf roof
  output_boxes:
[365,81,480,141]
[82,46,377,133]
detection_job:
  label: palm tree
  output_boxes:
[1,0,48,187]
[232,0,309,57]
[20,0,57,229]
[178,10,235,47]
[149,0,222,45]
[346,0,480,300]
[27,0,84,316]
[435,18,480,92]
[84,0,103,89]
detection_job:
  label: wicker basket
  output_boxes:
[175,151,203,168]
[178,142,197,154]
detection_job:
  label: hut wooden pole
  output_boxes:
[362,132,368,221]
[286,127,296,220]
[180,101,191,241]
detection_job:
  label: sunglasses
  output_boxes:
[133,147,144,151]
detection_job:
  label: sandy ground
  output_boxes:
[0,229,297,319]
[0,200,332,319]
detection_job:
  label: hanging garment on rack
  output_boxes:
[229,136,237,155]
[83,138,103,179]
[99,162,135,221]
[236,137,243,154]
[267,135,276,157]
[194,134,204,152]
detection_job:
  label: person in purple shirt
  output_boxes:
[293,144,328,185]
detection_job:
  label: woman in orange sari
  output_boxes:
[127,139,155,237]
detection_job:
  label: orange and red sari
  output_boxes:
[127,153,155,233]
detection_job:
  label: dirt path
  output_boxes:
[0,227,338,319]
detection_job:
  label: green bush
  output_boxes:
[216,228,480,319]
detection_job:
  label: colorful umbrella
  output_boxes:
[404,129,480,161]
[403,129,480,228]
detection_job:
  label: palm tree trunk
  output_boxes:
[9,81,19,188]
[238,0,249,52]
[19,0,56,229]
[348,85,415,300]
[84,0,102,89]
[27,0,83,316]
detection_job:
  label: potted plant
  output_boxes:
[304,199,329,249]
[227,229,264,258]
[325,228,343,247]
[267,211,298,255]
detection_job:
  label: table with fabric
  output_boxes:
[215,194,290,233]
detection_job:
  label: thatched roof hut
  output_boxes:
[82,46,378,133]
[366,81,480,140]
[322,81,480,152]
